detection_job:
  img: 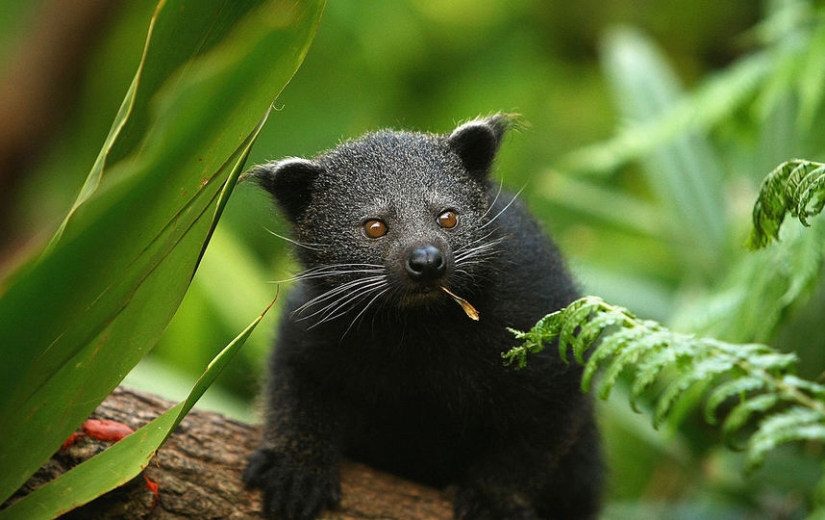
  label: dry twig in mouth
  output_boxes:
[440,286,479,321]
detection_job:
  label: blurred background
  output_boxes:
[2,0,824,518]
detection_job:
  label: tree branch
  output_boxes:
[8,387,453,519]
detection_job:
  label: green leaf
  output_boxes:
[0,302,271,519]
[509,295,825,475]
[556,46,770,179]
[0,0,325,504]
[782,375,825,400]
[652,357,734,429]
[586,326,646,398]
[749,159,825,249]
[596,27,728,268]
[574,307,621,365]
[704,376,767,425]
[797,18,825,130]
[672,158,825,344]
[745,407,825,471]
[626,330,686,404]
[722,393,782,439]
[560,298,594,358]
[673,217,825,344]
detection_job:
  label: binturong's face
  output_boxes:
[249,115,513,327]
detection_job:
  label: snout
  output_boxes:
[405,244,446,283]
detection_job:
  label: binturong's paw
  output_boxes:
[454,484,541,520]
[243,448,341,520]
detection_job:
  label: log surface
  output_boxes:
[8,387,453,519]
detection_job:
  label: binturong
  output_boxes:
[242,114,603,520]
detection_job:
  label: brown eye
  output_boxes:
[437,210,458,229]
[364,219,388,238]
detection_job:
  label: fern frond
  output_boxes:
[749,159,825,250]
[506,296,825,473]
[627,330,684,408]
[575,308,622,365]
[562,298,600,363]
[653,356,736,429]
[556,50,771,177]
[784,375,825,400]
[506,312,564,369]
[747,407,825,470]
[722,393,782,439]
[704,376,767,425]
[595,329,656,401]
[673,214,825,344]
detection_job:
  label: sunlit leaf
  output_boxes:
[0,0,325,504]
[0,302,271,519]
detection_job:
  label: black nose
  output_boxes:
[405,244,446,282]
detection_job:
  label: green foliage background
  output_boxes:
[3,0,825,518]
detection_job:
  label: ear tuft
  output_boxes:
[447,114,517,178]
[243,158,324,222]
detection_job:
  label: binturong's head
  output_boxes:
[247,114,515,325]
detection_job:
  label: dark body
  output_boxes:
[243,116,603,520]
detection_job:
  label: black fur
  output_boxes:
[243,115,603,519]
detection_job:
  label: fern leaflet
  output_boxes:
[749,159,825,250]
[505,296,825,472]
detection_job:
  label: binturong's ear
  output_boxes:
[447,114,516,179]
[243,158,325,222]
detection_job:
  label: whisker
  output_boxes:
[300,276,386,309]
[454,235,502,266]
[295,276,387,320]
[343,286,392,336]
[306,281,388,329]
[480,178,505,221]
[269,264,384,284]
[454,232,501,259]
[301,263,384,272]
[480,185,525,229]
[264,227,326,251]
[298,267,385,280]
[298,263,384,277]
[452,232,504,283]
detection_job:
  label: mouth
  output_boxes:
[397,279,460,309]
[401,285,443,304]
[397,285,479,321]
